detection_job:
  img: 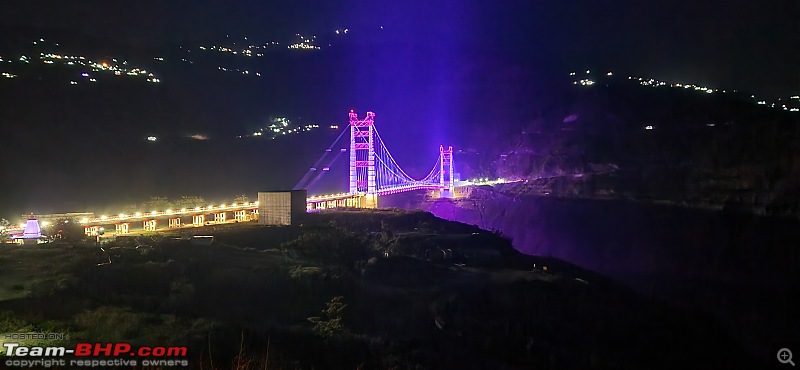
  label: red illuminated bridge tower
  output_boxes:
[439,145,454,198]
[346,110,455,197]
[297,109,457,206]
[349,110,377,194]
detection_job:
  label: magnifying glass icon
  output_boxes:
[778,348,795,366]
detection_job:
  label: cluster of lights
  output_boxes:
[467,178,515,185]
[571,70,800,113]
[0,39,162,85]
[198,40,282,58]
[628,76,715,94]
[755,97,799,112]
[570,70,605,86]
[44,54,160,84]
[79,202,261,224]
[216,66,261,77]
[288,43,320,50]
[308,193,355,201]
[287,34,321,50]
[239,117,320,139]
[628,75,800,112]
[193,28,355,57]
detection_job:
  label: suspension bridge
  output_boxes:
[296,110,456,210]
[60,109,469,235]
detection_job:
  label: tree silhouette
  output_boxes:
[0,218,9,244]
[173,195,206,209]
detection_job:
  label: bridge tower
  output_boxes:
[439,145,454,198]
[349,110,376,194]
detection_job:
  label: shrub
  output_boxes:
[308,296,347,339]
[282,229,378,270]
[73,306,145,341]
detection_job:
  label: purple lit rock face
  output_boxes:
[22,218,41,239]
[422,195,800,287]
[420,194,800,355]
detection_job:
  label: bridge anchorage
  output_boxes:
[297,110,456,210]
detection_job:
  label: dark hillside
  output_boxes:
[0,210,764,369]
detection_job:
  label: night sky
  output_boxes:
[1,0,798,218]
[2,0,797,97]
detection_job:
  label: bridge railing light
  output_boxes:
[151,211,157,215]
[135,212,142,217]
[100,215,107,220]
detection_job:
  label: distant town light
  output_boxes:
[645,125,654,130]
[147,136,157,142]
